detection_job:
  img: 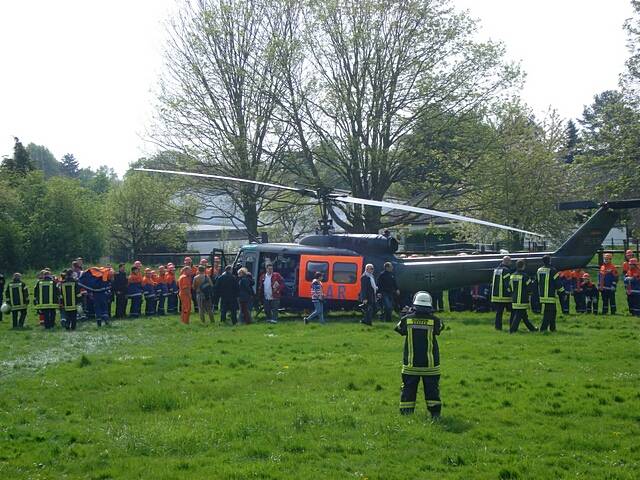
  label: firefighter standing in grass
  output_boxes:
[598,253,618,315]
[5,273,29,328]
[509,259,538,333]
[396,291,443,418]
[491,256,513,330]
[536,255,564,332]
[35,270,59,329]
[59,269,82,330]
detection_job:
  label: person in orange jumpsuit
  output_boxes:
[178,266,192,324]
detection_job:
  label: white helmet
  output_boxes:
[0,302,10,313]
[413,291,433,308]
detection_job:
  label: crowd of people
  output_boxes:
[1,250,638,332]
[0,256,298,330]
[490,250,640,334]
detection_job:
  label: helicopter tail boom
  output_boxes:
[552,200,640,269]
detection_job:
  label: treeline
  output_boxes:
[0,140,194,272]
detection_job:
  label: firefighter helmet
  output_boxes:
[412,291,433,308]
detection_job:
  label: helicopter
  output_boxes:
[136,168,640,311]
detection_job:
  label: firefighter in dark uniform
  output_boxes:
[59,269,82,330]
[491,256,513,330]
[34,270,59,329]
[536,255,564,332]
[5,273,29,328]
[396,291,443,418]
[509,259,538,333]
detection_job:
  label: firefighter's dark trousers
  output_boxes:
[65,310,78,330]
[493,302,513,330]
[601,289,616,314]
[540,303,557,332]
[509,309,537,333]
[11,310,27,328]
[42,308,56,329]
[400,374,441,417]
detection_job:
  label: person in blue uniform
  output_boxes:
[78,267,113,327]
[127,267,143,318]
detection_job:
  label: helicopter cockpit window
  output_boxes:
[332,262,357,284]
[305,261,328,281]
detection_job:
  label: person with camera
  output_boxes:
[395,291,443,418]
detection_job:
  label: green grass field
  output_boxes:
[1,293,638,480]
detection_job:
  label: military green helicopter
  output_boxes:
[137,168,638,310]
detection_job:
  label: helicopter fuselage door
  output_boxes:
[298,254,363,302]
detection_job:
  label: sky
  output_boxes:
[0,0,634,176]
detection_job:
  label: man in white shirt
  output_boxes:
[259,263,284,324]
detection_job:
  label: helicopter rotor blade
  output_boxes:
[334,195,543,237]
[134,168,317,196]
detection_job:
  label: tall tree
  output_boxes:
[621,0,640,102]
[152,0,290,241]
[107,172,196,257]
[1,137,34,176]
[276,0,520,232]
[89,165,118,194]
[577,90,640,200]
[60,153,80,178]
[563,119,578,163]
[460,102,574,248]
[27,143,61,177]
[21,173,106,267]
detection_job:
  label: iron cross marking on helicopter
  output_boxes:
[135,168,640,311]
